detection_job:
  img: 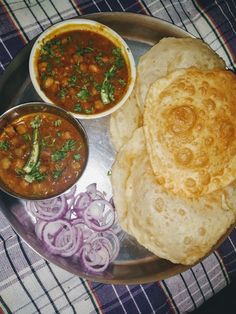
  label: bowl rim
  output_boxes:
[29,18,136,119]
[0,102,89,200]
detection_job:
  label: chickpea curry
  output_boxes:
[36,30,129,114]
[0,113,87,198]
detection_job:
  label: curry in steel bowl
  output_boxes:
[0,103,88,200]
[30,19,136,119]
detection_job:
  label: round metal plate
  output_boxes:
[0,12,194,284]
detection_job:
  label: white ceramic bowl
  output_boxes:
[29,18,136,119]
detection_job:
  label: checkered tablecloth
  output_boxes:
[1,1,236,313]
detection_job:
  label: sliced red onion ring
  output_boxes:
[74,192,91,211]
[27,196,67,221]
[80,239,110,272]
[83,199,115,232]
[26,183,121,273]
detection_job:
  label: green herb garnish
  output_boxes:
[52,169,63,180]
[95,53,104,66]
[119,79,126,87]
[0,140,9,151]
[74,103,83,112]
[112,47,124,69]
[52,139,76,162]
[85,107,94,114]
[58,88,67,98]
[101,80,115,104]
[22,133,31,142]
[73,153,81,161]
[30,115,42,129]
[94,82,102,92]
[54,119,62,127]
[68,75,77,86]
[77,46,94,56]
[77,88,90,100]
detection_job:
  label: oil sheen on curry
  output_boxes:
[0,113,86,198]
[36,30,129,114]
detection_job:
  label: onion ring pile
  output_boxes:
[25,183,120,273]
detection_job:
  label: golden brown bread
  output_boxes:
[136,37,226,110]
[144,67,236,198]
[110,38,225,151]
[111,128,236,265]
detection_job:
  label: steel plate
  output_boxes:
[0,12,193,284]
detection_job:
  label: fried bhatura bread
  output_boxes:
[109,90,142,151]
[136,37,226,110]
[144,67,236,198]
[111,127,236,265]
[110,38,225,151]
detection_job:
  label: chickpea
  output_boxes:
[102,56,110,63]
[68,88,76,96]
[72,162,81,170]
[80,63,87,72]
[94,100,103,109]
[91,87,98,96]
[89,64,100,73]
[15,159,24,169]
[61,38,67,44]
[50,83,59,93]
[38,62,47,73]
[62,131,72,140]
[15,123,27,135]
[39,165,47,172]
[1,158,11,170]
[20,181,29,189]
[72,54,83,63]
[14,147,23,157]
[11,137,20,146]
[5,125,16,137]
[44,77,54,89]
[61,77,68,87]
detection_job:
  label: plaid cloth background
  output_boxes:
[1,0,236,313]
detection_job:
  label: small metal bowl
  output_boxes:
[29,18,136,119]
[0,102,89,200]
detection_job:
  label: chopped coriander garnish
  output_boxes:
[77,46,94,56]
[46,63,52,72]
[23,162,46,183]
[101,80,115,104]
[15,168,25,176]
[52,139,76,162]
[105,65,116,80]
[0,140,9,151]
[95,53,104,66]
[24,170,46,183]
[58,88,67,98]
[54,119,62,127]
[74,103,82,112]
[73,153,81,161]
[107,169,112,176]
[30,115,42,129]
[119,79,126,87]
[40,138,47,149]
[22,133,31,142]
[85,107,94,114]
[112,47,124,69]
[52,169,63,180]
[68,75,77,86]
[55,57,61,64]
[94,82,102,92]
[77,88,90,100]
